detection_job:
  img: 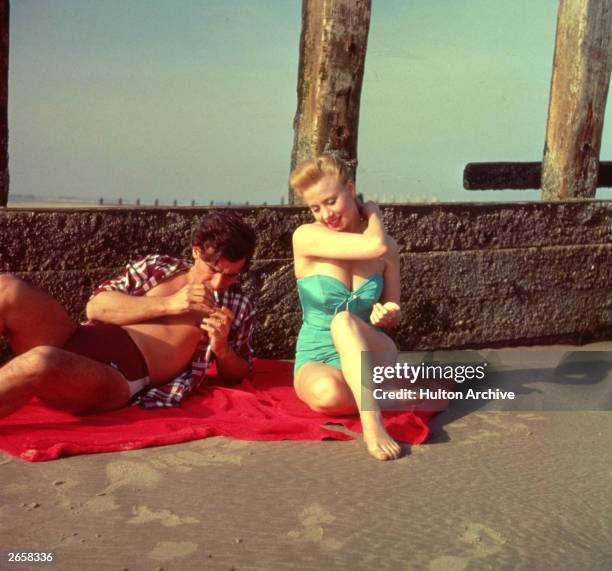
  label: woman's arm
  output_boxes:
[370,238,402,329]
[293,202,388,260]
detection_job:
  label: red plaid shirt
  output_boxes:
[90,254,255,408]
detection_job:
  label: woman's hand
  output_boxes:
[370,301,401,328]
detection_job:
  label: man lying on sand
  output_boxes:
[0,211,256,417]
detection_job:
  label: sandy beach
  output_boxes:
[1,344,611,570]
[2,414,610,570]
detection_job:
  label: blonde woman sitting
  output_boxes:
[290,155,402,461]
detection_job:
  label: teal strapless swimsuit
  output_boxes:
[294,273,384,373]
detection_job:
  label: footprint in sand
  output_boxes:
[46,476,120,514]
[97,461,162,496]
[287,504,343,550]
[429,522,508,570]
[128,505,199,527]
[81,461,162,513]
[460,522,508,558]
[459,412,537,445]
[49,478,98,513]
[148,541,198,562]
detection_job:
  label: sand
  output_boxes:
[1,346,611,570]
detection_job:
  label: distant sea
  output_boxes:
[8,193,97,204]
[5,194,246,207]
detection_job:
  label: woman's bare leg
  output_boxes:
[330,311,401,461]
[294,312,402,461]
[294,361,357,416]
[0,274,77,354]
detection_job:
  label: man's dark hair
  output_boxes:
[192,211,256,268]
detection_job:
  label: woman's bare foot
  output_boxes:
[360,411,402,460]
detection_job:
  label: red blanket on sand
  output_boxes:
[0,359,435,462]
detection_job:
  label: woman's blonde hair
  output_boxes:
[289,154,351,196]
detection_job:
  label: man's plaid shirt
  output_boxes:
[89,254,255,408]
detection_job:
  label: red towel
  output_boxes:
[0,359,436,462]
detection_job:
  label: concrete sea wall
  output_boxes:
[1,201,611,360]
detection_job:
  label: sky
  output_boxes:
[8,0,612,204]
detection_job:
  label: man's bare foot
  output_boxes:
[360,411,402,461]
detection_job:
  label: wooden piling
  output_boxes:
[542,0,612,199]
[289,0,371,204]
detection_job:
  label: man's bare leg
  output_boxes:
[0,274,77,354]
[0,345,131,418]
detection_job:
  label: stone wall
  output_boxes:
[1,202,611,361]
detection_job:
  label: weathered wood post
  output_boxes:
[0,1,9,207]
[542,0,612,200]
[289,0,371,204]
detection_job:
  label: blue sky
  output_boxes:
[8,0,612,204]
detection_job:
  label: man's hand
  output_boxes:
[200,306,234,355]
[167,284,215,315]
[370,302,401,328]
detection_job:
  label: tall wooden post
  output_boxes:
[542,0,612,200]
[0,0,8,207]
[289,0,371,204]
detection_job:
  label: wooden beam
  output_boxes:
[464,161,612,190]
[0,0,8,208]
[289,0,371,205]
[542,0,612,200]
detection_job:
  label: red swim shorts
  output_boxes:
[63,323,150,397]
